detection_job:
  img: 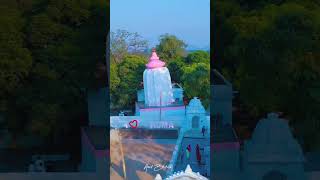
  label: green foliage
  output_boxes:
[0,5,32,97]
[27,14,69,48]
[167,57,185,83]
[47,0,90,26]
[110,63,120,93]
[182,63,210,107]
[156,34,187,61]
[186,50,210,64]
[113,55,147,109]
[0,0,107,147]
[216,0,320,150]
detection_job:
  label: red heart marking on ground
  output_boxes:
[129,120,138,128]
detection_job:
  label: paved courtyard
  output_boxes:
[110,129,177,180]
[174,130,210,176]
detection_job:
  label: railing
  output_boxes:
[166,129,184,176]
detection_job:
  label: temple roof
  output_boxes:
[245,113,305,162]
[146,49,165,69]
[186,97,206,114]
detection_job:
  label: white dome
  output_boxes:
[246,113,304,162]
[186,97,205,114]
[252,113,292,144]
[162,164,208,180]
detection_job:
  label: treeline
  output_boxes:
[0,0,108,148]
[214,0,320,151]
[110,30,210,113]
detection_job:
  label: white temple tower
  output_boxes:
[143,49,174,106]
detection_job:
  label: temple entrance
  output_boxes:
[263,171,287,180]
[192,116,200,129]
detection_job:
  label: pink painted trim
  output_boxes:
[146,60,165,69]
[81,128,108,158]
[211,142,240,151]
[140,106,185,112]
[146,51,165,69]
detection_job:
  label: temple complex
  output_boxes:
[110,50,211,179]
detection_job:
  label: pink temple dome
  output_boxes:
[146,49,165,69]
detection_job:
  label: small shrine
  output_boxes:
[243,112,306,180]
[186,97,207,131]
[155,164,208,180]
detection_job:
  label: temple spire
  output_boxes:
[146,48,165,69]
[143,48,174,106]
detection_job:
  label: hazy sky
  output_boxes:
[111,0,210,49]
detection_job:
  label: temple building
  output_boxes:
[136,49,185,120]
[110,50,211,179]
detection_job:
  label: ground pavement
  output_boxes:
[110,129,177,180]
[174,130,210,176]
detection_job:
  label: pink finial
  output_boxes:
[146,48,165,69]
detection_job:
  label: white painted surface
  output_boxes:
[143,67,174,106]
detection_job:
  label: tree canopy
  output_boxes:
[112,55,146,110]
[156,34,187,62]
[182,63,210,107]
[215,0,320,151]
[0,0,108,148]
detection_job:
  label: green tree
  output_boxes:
[27,13,70,48]
[115,55,147,109]
[186,50,210,64]
[167,57,185,83]
[156,34,187,61]
[110,63,120,94]
[216,0,320,150]
[0,6,32,97]
[0,0,108,148]
[182,63,210,108]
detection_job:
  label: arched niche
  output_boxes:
[192,116,200,129]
